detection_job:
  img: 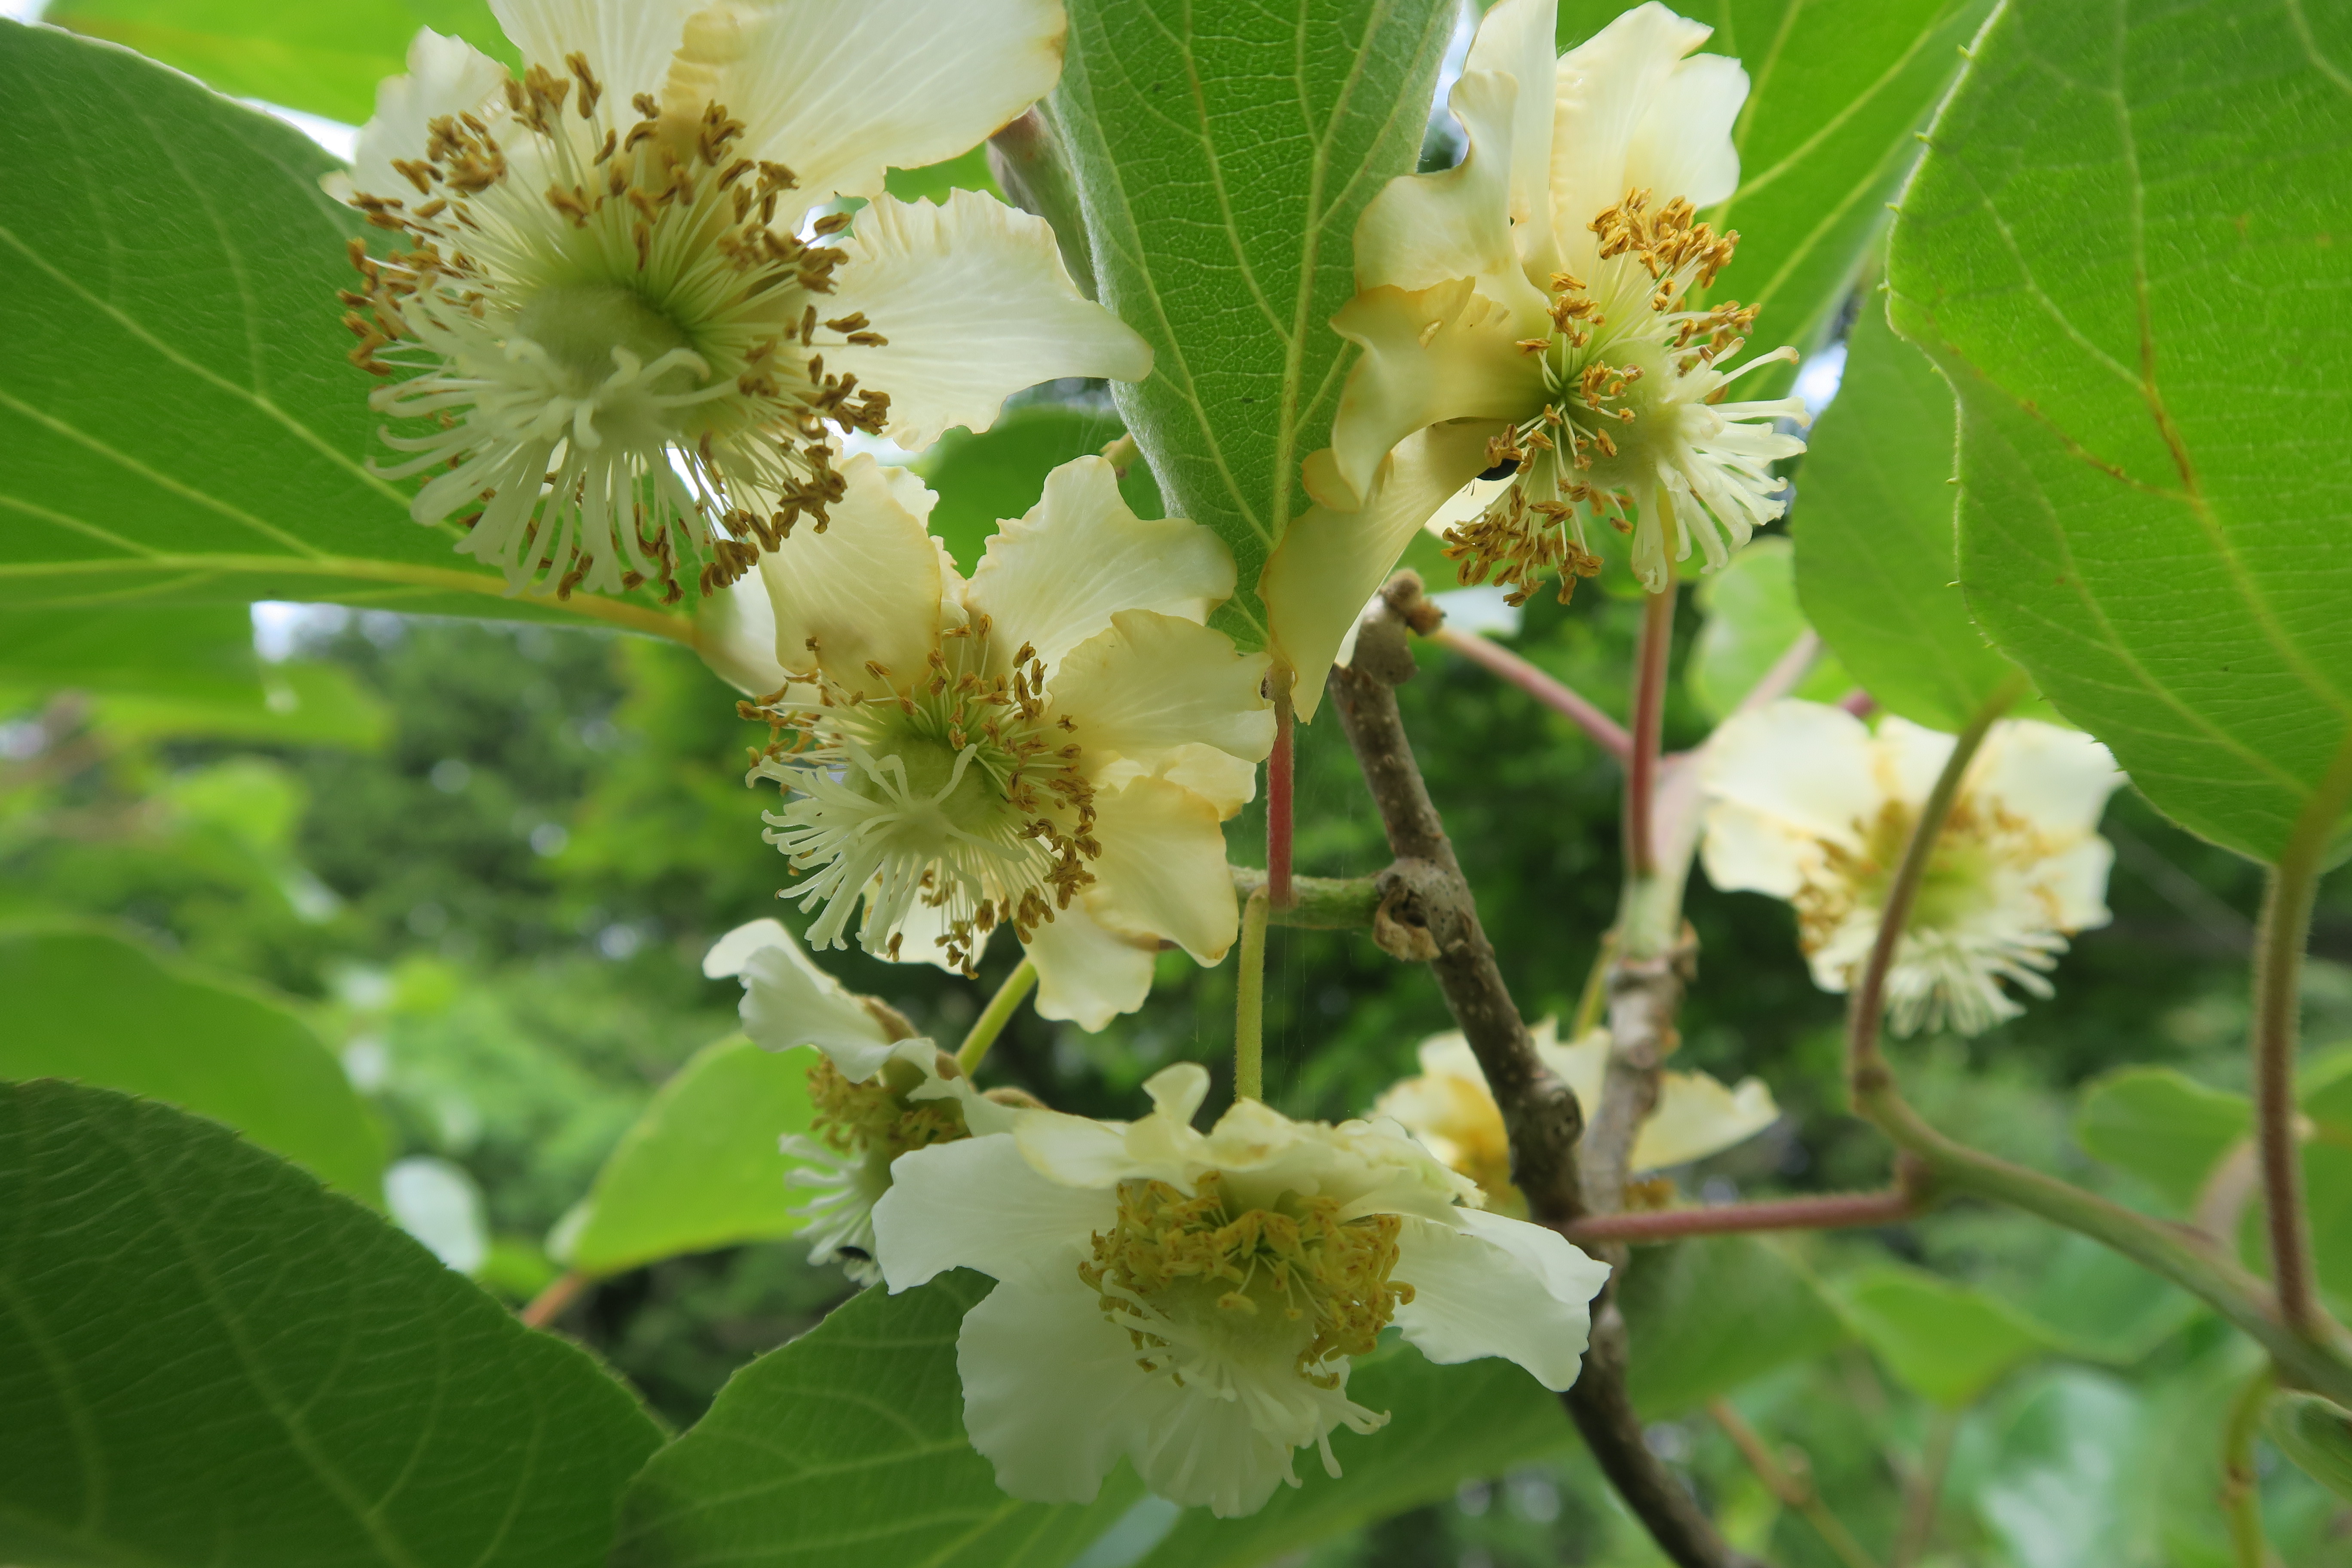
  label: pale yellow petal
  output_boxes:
[1049,611,1274,774]
[1461,0,1563,259]
[1025,899,1158,1031]
[1321,279,1545,512]
[692,573,792,697]
[1629,1069,1779,1170]
[826,193,1153,451]
[1086,776,1239,964]
[1268,422,1495,721]
[965,457,1234,677]
[1971,720,2123,836]
[2037,836,2118,933]
[1391,1210,1607,1391]
[673,0,1066,217]
[1874,714,1957,809]
[756,454,942,694]
[1697,799,1816,899]
[492,0,701,90]
[1353,69,1528,295]
[1700,700,1883,844]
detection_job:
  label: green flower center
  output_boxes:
[514,282,700,395]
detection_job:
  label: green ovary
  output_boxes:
[854,717,1020,841]
[515,282,701,398]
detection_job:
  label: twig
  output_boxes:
[1234,890,1270,1100]
[1709,1399,1882,1568]
[1328,575,1759,1568]
[1891,1407,1957,1568]
[520,1269,590,1330]
[1733,630,1823,718]
[1229,865,1382,928]
[1428,625,1633,763]
[1561,1169,1926,1247]
[955,957,1037,1075]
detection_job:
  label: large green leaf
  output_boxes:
[0,1079,663,1568]
[1687,536,1851,719]
[1130,1341,1572,1568]
[1558,0,1992,395]
[611,1271,1140,1568]
[0,925,385,1198]
[1794,300,2034,730]
[0,23,676,633]
[1617,1235,1849,1416]
[2073,1066,2250,1211]
[914,404,1164,575]
[46,0,513,124]
[1886,0,2352,862]
[1836,1265,2048,1407]
[557,1038,819,1279]
[1046,0,1456,649]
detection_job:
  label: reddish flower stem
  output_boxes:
[1267,673,1295,909]
[1429,626,1633,764]
[1624,585,1677,879]
[1559,1174,1925,1247]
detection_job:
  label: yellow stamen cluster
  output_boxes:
[750,614,1100,972]
[337,53,891,601]
[1442,187,1764,603]
[1080,1173,1413,1380]
[1795,797,2035,955]
[806,1052,969,1160]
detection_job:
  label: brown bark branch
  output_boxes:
[1561,1169,1928,1246]
[1326,575,1762,1568]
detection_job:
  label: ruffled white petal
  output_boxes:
[328,30,509,204]
[957,1276,1180,1505]
[1697,799,1817,899]
[1352,68,1530,297]
[703,918,900,1077]
[872,1133,1110,1292]
[1050,611,1274,775]
[680,0,1066,217]
[1391,1210,1607,1391]
[2034,836,2119,933]
[1463,0,1563,251]
[1269,421,1497,721]
[1015,1107,1145,1188]
[756,454,942,694]
[1548,3,1743,271]
[826,192,1153,450]
[1124,1365,1332,1518]
[1873,715,1957,809]
[694,573,793,697]
[491,0,703,92]
[1631,1069,1779,1170]
[1972,720,2122,835]
[1702,700,1883,846]
[1024,898,1159,1031]
[965,457,1235,677]
[1085,776,1242,964]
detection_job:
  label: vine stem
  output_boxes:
[1847,673,2026,1095]
[1268,669,1296,909]
[1234,890,1271,1100]
[1709,1400,1883,1568]
[954,957,1036,1076]
[519,1269,589,1329]
[1429,626,1633,763]
[2223,1365,2276,1568]
[1625,581,1677,879]
[2250,732,2352,1340]
[1560,1171,1925,1246]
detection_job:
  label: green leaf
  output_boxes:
[0,23,674,633]
[914,404,1164,575]
[2073,1066,2250,1211]
[1047,0,1457,649]
[612,1271,1142,1568]
[0,603,259,698]
[1618,1235,1850,1415]
[883,147,1004,208]
[558,1038,820,1279]
[1836,1265,2048,1407]
[0,1078,663,1568]
[1556,0,1993,396]
[48,0,514,125]
[1973,1369,2145,1568]
[0,925,386,1198]
[1128,1345,1569,1568]
[94,659,391,747]
[1794,300,2034,730]
[2266,1391,2352,1504]
[1687,536,1851,720]
[1996,1233,2199,1366]
[1886,0,2352,862]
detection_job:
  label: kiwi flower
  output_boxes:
[870,1063,1610,1516]
[746,455,1273,1031]
[705,917,1018,1284]
[1270,0,1805,702]
[1700,701,2124,1036]
[328,2,1148,600]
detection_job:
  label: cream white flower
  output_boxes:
[871,1063,1611,1517]
[1269,0,1805,696]
[705,917,1017,1283]
[1376,1021,1778,1210]
[330,2,1149,601]
[747,455,1274,1031]
[1700,701,2124,1036]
